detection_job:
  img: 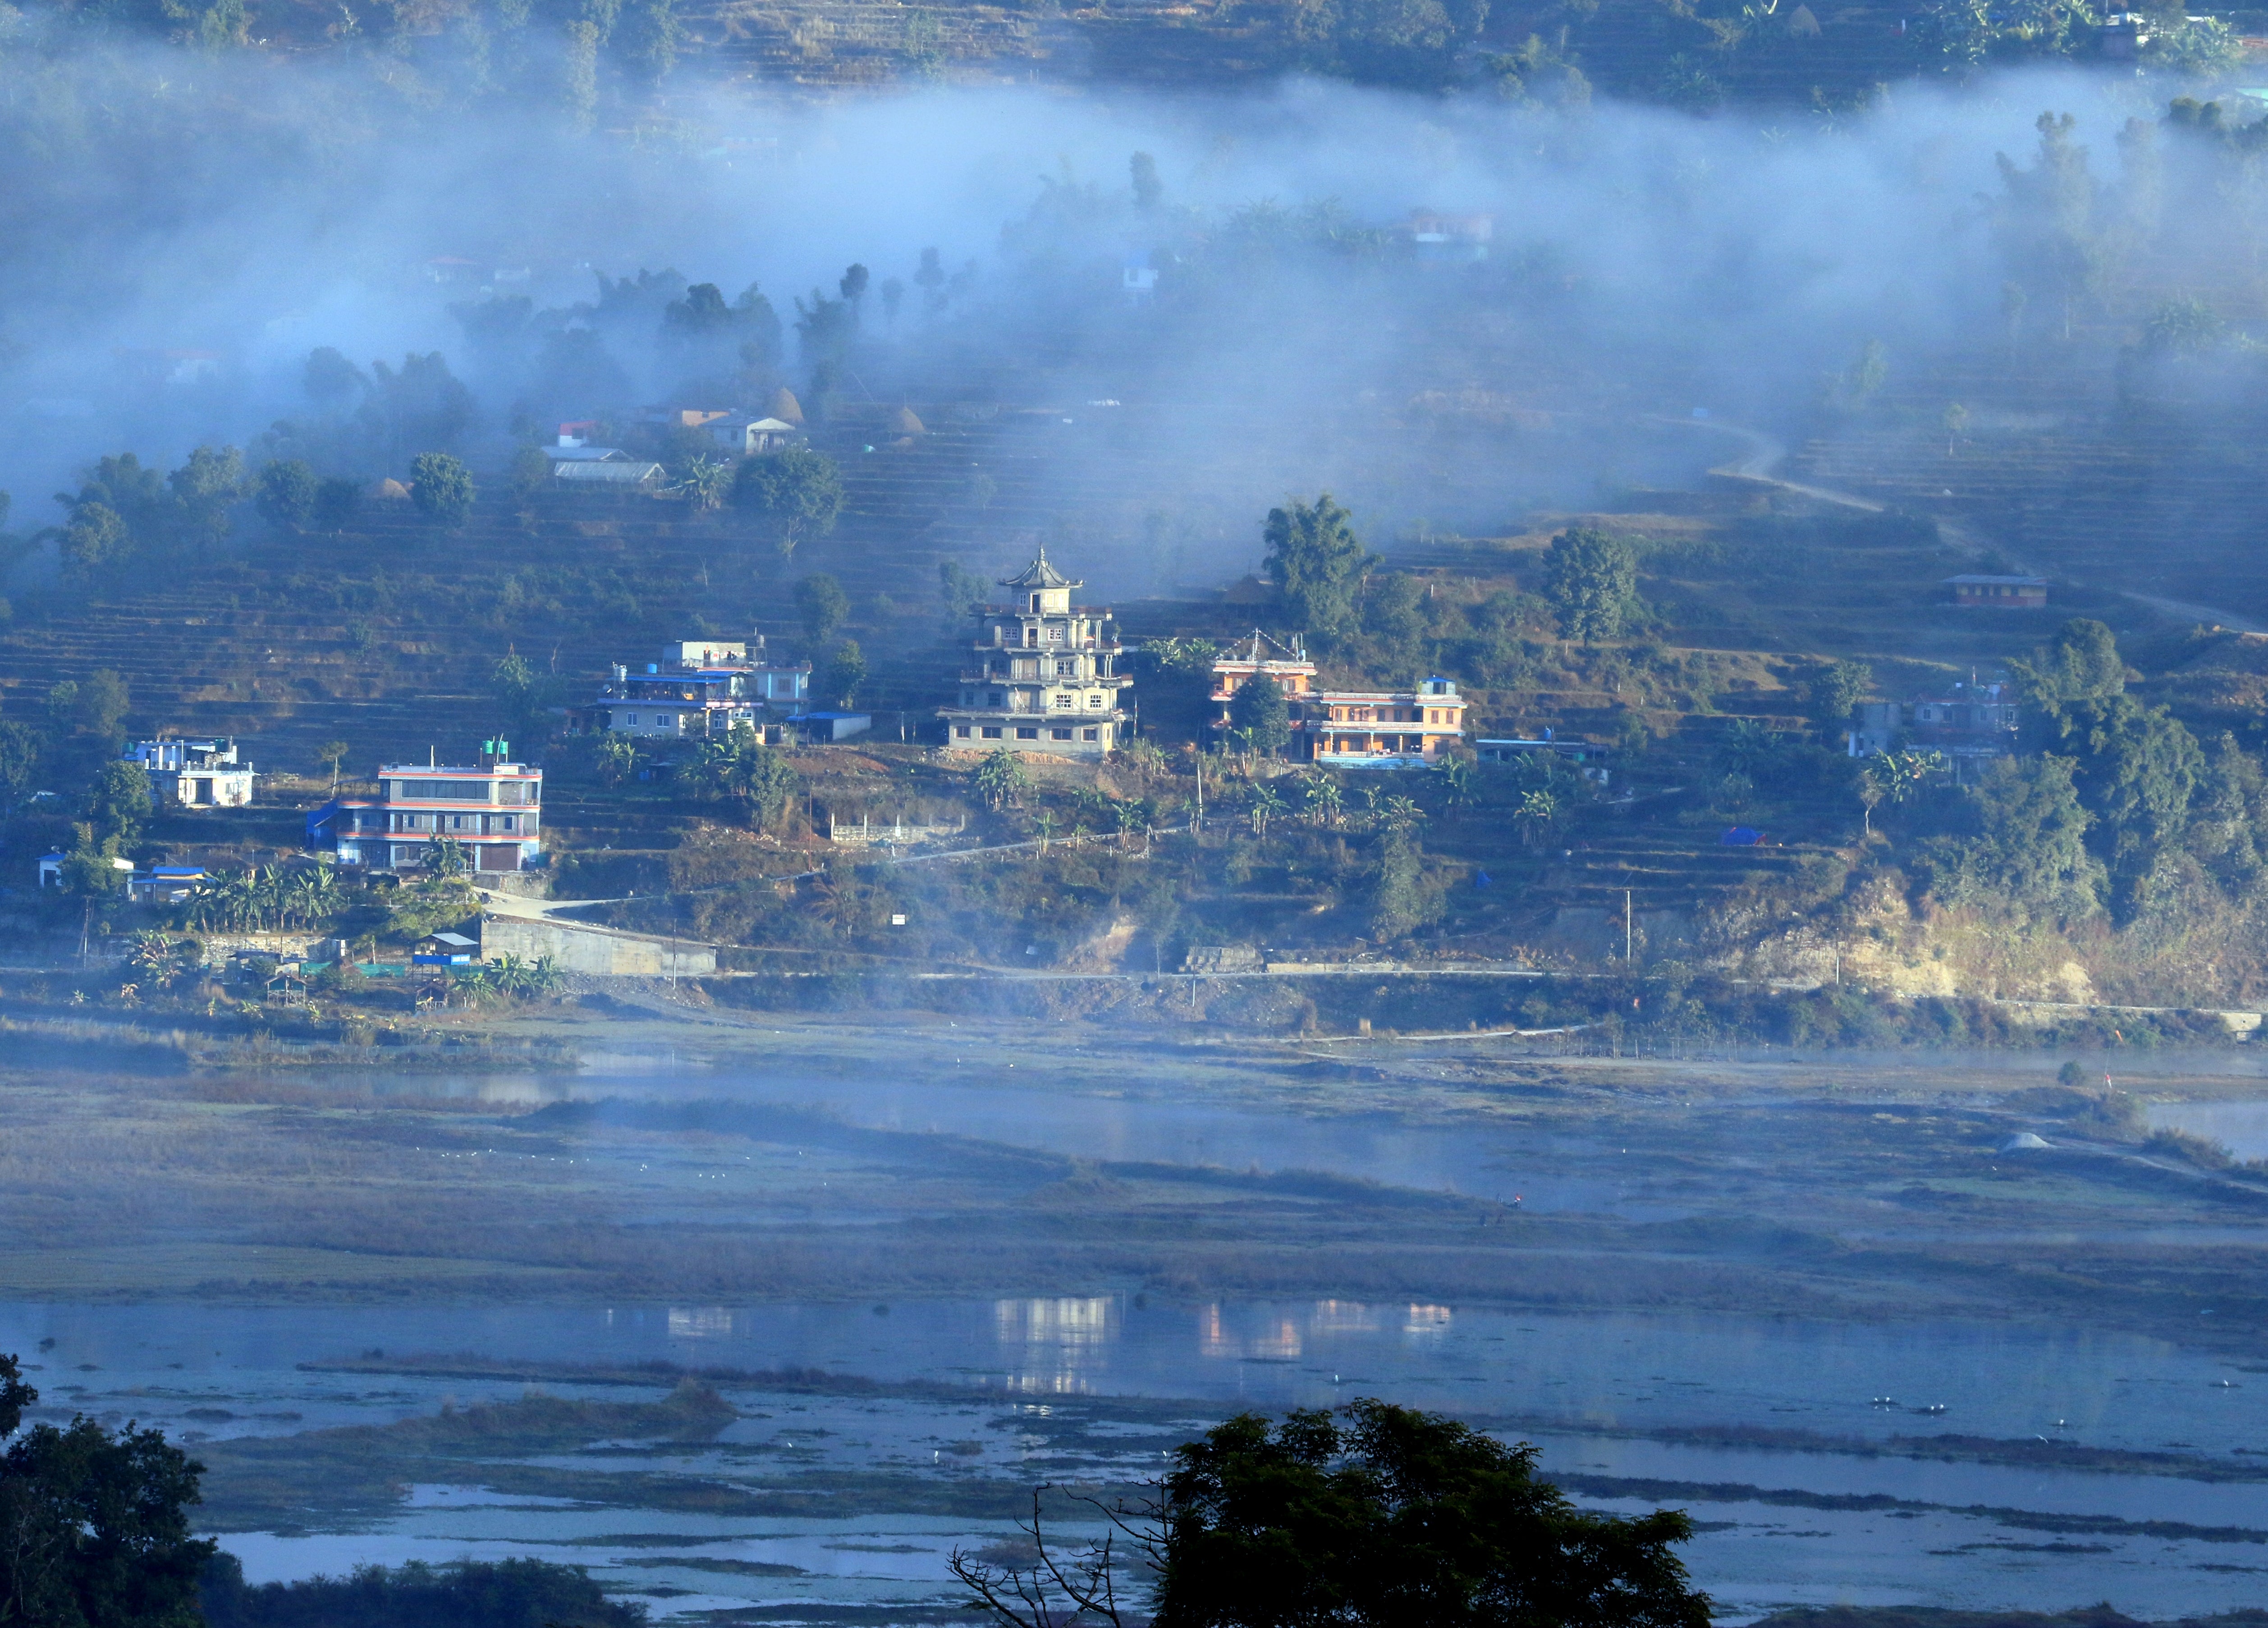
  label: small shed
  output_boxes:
[797,711,873,743]
[35,851,63,888]
[412,931,479,966]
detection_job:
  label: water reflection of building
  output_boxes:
[1404,1303,1453,1337]
[1198,1304,1303,1361]
[993,1296,1116,1395]
[668,1306,735,1340]
[1309,1299,1380,1336]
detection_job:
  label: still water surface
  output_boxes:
[5,1297,2267,1621]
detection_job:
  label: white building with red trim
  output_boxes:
[308,757,543,873]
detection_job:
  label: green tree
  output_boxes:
[316,739,351,790]
[1371,829,1437,937]
[1156,1401,1707,1628]
[49,670,130,742]
[57,503,131,587]
[956,1400,1709,1628]
[421,834,471,878]
[0,722,41,811]
[2017,617,2124,706]
[84,759,151,843]
[734,445,844,561]
[796,574,851,644]
[408,452,476,523]
[490,653,552,747]
[167,446,246,553]
[1920,755,2104,925]
[825,640,867,709]
[1542,526,1639,644]
[595,733,641,787]
[1131,150,1163,210]
[254,459,318,529]
[510,445,553,500]
[0,1352,216,1628]
[562,18,600,128]
[1264,494,1377,645]
[1228,674,1290,758]
[1806,659,1872,739]
[939,559,988,620]
[618,0,678,79]
[683,455,733,513]
[975,747,1030,811]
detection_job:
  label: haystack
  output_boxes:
[373,478,411,502]
[768,387,805,425]
[890,405,926,436]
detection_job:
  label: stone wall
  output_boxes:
[480,915,716,977]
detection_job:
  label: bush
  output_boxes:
[408,452,475,522]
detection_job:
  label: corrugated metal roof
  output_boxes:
[554,461,664,483]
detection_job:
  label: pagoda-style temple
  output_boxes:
[939,550,1132,759]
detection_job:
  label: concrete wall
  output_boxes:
[480,914,715,977]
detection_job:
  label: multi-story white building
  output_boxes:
[939,551,1132,759]
[126,737,255,807]
[570,638,811,739]
[308,755,542,873]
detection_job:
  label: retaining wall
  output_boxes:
[480,915,716,977]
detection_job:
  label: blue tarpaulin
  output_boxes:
[1720,827,1763,846]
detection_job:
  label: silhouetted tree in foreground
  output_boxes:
[950,1399,1711,1628]
[0,1353,216,1628]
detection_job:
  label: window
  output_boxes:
[394,779,495,801]
[1046,627,1062,644]
[1051,728,1073,740]
[981,726,1004,739]
[1082,728,1099,741]
[623,714,639,727]
[1016,727,1039,740]
[1055,660,1075,676]
[1053,692,1071,709]
[1031,593,1042,612]
[1087,693,1103,708]
[657,714,674,728]
[955,725,971,739]
[498,815,516,832]
[989,692,1004,708]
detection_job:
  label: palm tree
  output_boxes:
[1513,789,1561,849]
[1111,798,1145,850]
[422,835,470,878]
[1033,809,1059,853]
[1249,782,1286,836]
[1437,755,1477,814]
[596,733,641,787]
[974,748,1029,813]
[1378,795,1421,833]
[1302,775,1344,828]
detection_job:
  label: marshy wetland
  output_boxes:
[10,1005,2268,1621]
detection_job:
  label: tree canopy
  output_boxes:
[0,1353,216,1628]
[734,445,844,559]
[1229,673,1291,757]
[955,1399,1709,1628]
[1264,494,1376,645]
[1541,527,1639,644]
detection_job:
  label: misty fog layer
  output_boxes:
[0,45,2204,554]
